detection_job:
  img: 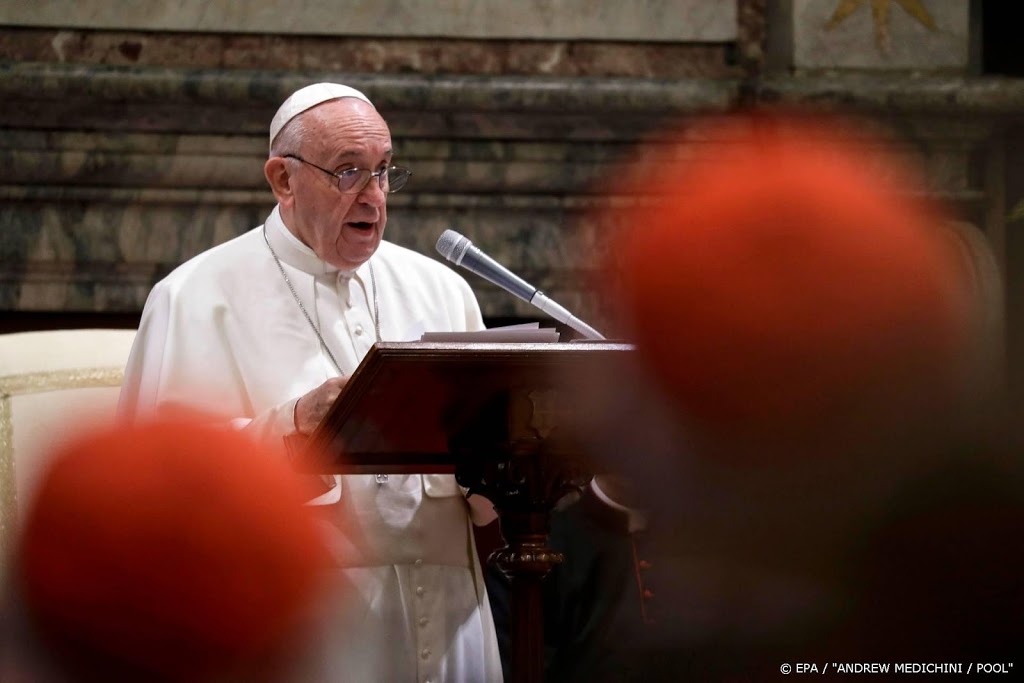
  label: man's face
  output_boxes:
[280,99,393,271]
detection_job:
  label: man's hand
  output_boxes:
[293,377,348,435]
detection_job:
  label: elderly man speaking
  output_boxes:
[119,83,503,682]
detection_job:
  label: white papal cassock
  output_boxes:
[119,205,504,683]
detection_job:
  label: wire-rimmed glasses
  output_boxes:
[283,154,412,194]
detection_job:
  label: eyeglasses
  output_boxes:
[283,154,412,194]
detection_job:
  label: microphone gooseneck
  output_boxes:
[435,229,605,340]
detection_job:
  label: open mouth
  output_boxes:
[348,221,374,230]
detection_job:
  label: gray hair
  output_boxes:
[269,115,308,159]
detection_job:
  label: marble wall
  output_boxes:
[0,60,737,328]
[2,0,1023,344]
[0,0,749,331]
[0,1,736,42]
[0,27,739,78]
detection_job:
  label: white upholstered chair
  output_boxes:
[0,328,137,573]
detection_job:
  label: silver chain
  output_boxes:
[263,224,382,376]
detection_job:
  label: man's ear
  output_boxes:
[264,157,295,207]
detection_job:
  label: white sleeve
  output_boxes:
[118,280,172,423]
[238,397,300,441]
[455,273,486,332]
[119,278,299,440]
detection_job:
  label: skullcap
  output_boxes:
[269,82,373,152]
[19,414,332,680]
[611,113,972,461]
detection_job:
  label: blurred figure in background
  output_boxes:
[0,414,330,682]
[567,110,1022,679]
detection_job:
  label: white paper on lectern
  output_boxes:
[420,322,559,343]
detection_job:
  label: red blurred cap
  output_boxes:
[18,415,331,681]
[611,113,973,460]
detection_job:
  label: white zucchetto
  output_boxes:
[269,82,374,152]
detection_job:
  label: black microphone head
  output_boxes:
[436,229,471,264]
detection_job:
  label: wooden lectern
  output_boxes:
[296,341,632,683]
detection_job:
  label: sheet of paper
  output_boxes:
[420,322,559,343]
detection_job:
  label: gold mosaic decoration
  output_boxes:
[826,0,938,55]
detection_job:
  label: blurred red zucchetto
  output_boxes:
[18,414,331,681]
[611,113,974,460]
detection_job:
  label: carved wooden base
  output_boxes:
[452,389,591,683]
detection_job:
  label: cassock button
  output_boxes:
[639,560,652,570]
[421,648,431,660]
[354,325,364,336]
[419,616,429,627]
[416,586,425,597]
[414,558,423,567]
[642,589,655,600]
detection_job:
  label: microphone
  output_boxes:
[436,229,605,340]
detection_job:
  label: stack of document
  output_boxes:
[420,322,560,343]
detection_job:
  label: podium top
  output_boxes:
[299,341,632,474]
